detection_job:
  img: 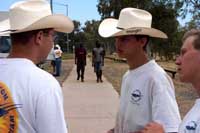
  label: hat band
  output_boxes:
[116,27,124,30]
[0,29,17,32]
[117,27,142,34]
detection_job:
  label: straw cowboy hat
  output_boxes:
[0,0,74,34]
[98,8,167,38]
[0,18,9,36]
[55,44,61,49]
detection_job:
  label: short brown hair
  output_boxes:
[10,28,53,44]
[135,35,150,52]
[182,29,200,50]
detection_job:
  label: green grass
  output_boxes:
[62,53,75,60]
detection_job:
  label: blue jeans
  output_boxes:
[94,62,102,72]
[55,57,62,76]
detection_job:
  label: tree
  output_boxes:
[97,0,153,19]
[149,3,180,60]
[55,20,83,52]
[82,20,101,51]
[69,20,87,52]
[179,0,200,28]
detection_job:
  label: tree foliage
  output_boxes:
[55,0,199,59]
[97,0,183,60]
[180,0,200,28]
[82,20,101,51]
[55,20,84,52]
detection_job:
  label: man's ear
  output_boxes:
[34,31,44,45]
[140,37,148,47]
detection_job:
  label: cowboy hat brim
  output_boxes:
[98,18,168,38]
[0,19,10,36]
[0,14,74,34]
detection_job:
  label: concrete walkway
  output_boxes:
[62,60,119,133]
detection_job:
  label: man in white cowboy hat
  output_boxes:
[0,0,73,133]
[98,8,181,133]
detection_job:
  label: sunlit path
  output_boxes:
[62,59,119,133]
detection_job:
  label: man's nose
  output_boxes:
[175,55,181,65]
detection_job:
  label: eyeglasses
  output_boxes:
[43,29,57,41]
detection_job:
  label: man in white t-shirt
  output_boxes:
[0,0,74,133]
[135,29,200,133]
[98,8,181,133]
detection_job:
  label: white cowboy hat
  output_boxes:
[0,19,10,36]
[98,8,167,38]
[0,0,74,34]
[55,44,61,49]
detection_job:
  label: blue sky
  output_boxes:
[0,0,191,27]
[0,0,101,26]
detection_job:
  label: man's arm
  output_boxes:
[101,49,105,66]
[84,48,87,66]
[75,49,78,64]
[107,128,114,133]
[131,122,165,133]
[92,49,95,66]
[132,122,177,133]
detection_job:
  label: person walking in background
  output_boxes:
[53,44,63,76]
[98,7,181,133]
[0,0,74,132]
[92,41,105,83]
[135,29,200,133]
[75,43,87,82]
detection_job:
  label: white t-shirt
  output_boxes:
[179,99,200,133]
[114,60,181,133]
[0,58,68,133]
[54,49,62,59]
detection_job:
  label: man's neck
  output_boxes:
[127,55,148,70]
[8,44,38,64]
[193,81,200,97]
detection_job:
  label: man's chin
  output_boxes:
[179,75,189,83]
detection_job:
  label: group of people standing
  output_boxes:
[0,0,200,133]
[75,41,105,82]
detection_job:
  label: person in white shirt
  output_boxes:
[98,7,181,133]
[53,44,63,76]
[135,29,200,133]
[0,0,74,133]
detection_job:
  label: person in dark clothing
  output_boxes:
[92,41,105,83]
[75,43,87,82]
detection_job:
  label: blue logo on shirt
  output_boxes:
[130,90,142,105]
[186,121,197,130]
[0,103,22,117]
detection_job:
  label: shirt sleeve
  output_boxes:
[151,76,181,133]
[35,84,68,133]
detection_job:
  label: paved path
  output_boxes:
[62,60,119,133]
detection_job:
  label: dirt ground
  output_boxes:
[42,59,74,86]
[45,58,198,119]
[103,59,198,118]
